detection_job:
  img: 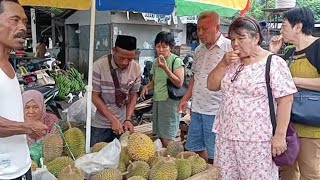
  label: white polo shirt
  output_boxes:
[191,35,232,115]
[0,67,31,179]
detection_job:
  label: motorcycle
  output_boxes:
[18,53,63,119]
[133,60,154,126]
[133,96,153,126]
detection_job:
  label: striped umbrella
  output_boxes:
[19,0,91,10]
[175,0,251,17]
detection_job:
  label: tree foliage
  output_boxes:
[247,0,320,21]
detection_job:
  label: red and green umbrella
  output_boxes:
[175,0,251,17]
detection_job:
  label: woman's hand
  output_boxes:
[271,134,287,157]
[269,35,283,54]
[157,55,168,70]
[221,50,240,67]
[140,85,149,100]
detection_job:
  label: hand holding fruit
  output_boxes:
[157,55,167,70]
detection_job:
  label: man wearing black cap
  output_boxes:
[91,35,141,145]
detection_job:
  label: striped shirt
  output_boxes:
[92,55,141,128]
[191,35,232,115]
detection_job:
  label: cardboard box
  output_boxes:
[186,164,219,180]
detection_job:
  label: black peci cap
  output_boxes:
[115,35,137,51]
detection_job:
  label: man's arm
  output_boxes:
[293,78,320,91]
[178,76,194,113]
[181,76,194,101]
[92,91,119,124]
[126,91,138,121]
[0,116,31,138]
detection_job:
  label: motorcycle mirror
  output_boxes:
[58,35,63,42]
[44,52,51,57]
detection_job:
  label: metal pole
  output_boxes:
[85,0,96,153]
[51,13,56,47]
[31,8,37,53]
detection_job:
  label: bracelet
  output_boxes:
[124,119,132,123]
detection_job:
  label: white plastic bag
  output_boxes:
[75,139,121,179]
[67,92,96,122]
[154,138,163,151]
[32,168,57,180]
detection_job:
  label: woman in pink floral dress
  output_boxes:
[207,16,297,180]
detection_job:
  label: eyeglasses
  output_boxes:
[231,63,244,82]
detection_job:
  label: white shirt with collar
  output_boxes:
[191,35,232,115]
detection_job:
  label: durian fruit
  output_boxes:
[91,142,108,153]
[119,131,130,146]
[117,161,127,173]
[120,146,130,166]
[149,156,178,180]
[127,176,147,180]
[64,127,85,159]
[31,160,38,171]
[127,161,150,179]
[58,164,84,180]
[149,155,164,168]
[164,141,184,158]
[76,153,86,160]
[176,158,192,180]
[127,132,156,162]
[90,168,122,180]
[43,132,64,164]
[187,155,207,175]
[176,151,197,159]
[47,156,73,177]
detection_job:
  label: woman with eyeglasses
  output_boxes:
[207,16,297,179]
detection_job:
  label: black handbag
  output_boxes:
[287,50,320,126]
[291,89,320,126]
[167,57,188,100]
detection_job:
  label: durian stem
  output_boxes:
[121,172,129,176]
[67,122,72,129]
[129,161,133,166]
[67,165,72,173]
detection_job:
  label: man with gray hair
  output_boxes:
[0,0,48,179]
[178,11,232,164]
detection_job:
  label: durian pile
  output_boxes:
[31,125,86,180]
[92,132,208,180]
[31,129,207,180]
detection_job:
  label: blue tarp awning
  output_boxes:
[96,0,175,15]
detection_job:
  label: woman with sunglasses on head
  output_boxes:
[207,16,297,179]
